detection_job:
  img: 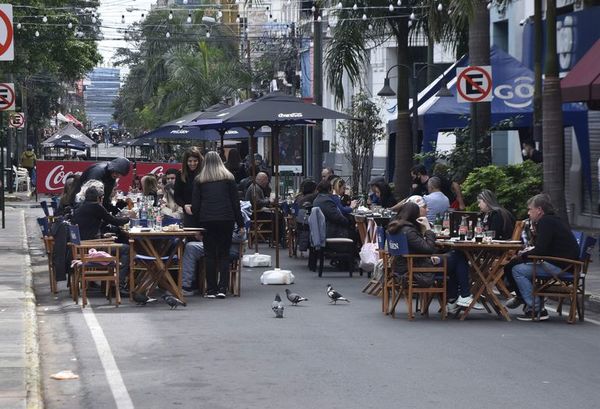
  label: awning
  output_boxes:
[561,39,600,107]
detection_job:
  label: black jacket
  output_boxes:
[483,209,515,240]
[192,179,243,228]
[244,182,271,209]
[227,164,248,184]
[387,220,437,276]
[312,193,351,238]
[174,169,200,227]
[72,157,130,214]
[523,214,579,267]
[72,201,129,240]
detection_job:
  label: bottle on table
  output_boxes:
[458,216,468,240]
[475,218,484,242]
[467,220,474,240]
[442,211,450,232]
[433,213,443,234]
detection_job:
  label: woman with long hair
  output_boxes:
[160,182,184,220]
[330,177,356,214]
[224,148,248,184]
[175,147,203,227]
[192,151,244,298]
[372,181,397,208]
[141,174,159,206]
[56,174,81,216]
[477,189,515,240]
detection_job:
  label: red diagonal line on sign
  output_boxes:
[464,73,486,95]
[0,94,11,106]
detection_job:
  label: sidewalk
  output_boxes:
[0,205,42,409]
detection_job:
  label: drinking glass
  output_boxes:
[483,230,495,243]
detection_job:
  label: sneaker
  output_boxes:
[505,296,524,310]
[181,287,196,297]
[447,300,460,314]
[216,292,226,299]
[457,295,484,310]
[517,308,549,321]
[204,294,217,299]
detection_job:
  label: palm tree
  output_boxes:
[542,0,568,221]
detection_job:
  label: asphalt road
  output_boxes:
[26,210,600,409]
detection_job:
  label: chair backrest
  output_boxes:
[37,217,49,236]
[385,232,409,257]
[511,220,525,241]
[40,201,50,217]
[50,198,58,213]
[68,224,81,245]
[578,234,597,262]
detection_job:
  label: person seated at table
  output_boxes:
[294,178,317,208]
[392,195,428,218]
[423,177,449,223]
[245,172,273,208]
[367,176,385,206]
[175,147,204,227]
[312,179,353,239]
[411,164,465,210]
[55,174,81,217]
[510,194,579,321]
[71,186,130,288]
[225,148,248,184]
[372,181,397,209]
[477,189,515,240]
[141,174,159,207]
[160,182,184,221]
[331,177,356,215]
[321,167,335,181]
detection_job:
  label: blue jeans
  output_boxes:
[512,261,562,310]
[182,242,204,288]
[446,250,471,300]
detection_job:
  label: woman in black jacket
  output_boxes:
[477,189,515,240]
[192,151,244,298]
[224,148,248,184]
[175,147,203,227]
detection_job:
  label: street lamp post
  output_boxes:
[377,63,452,156]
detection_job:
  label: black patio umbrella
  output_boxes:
[191,92,356,267]
[42,135,88,151]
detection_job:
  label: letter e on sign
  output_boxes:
[456,66,493,103]
[0,4,14,61]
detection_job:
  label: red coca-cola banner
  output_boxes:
[36,160,181,195]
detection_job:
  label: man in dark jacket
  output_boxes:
[71,157,131,214]
[511,194,579,321]
[312,179,352,239]
[72,186,130,284]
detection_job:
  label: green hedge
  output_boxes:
[461,161,542,219]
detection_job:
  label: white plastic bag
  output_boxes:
[242,253,272,267]
[260,269,295,285]
[359,242,379,272]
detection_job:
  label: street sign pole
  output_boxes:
[1,111,5,229]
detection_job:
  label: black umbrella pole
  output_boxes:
[247,128,259,253]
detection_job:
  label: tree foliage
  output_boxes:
[336,92,385,196]
[113,8,250,134]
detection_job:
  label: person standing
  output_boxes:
[224,148,248,184]
[70,157,131,215]
[192,151,244,298]
[175,147,203,227]
[20,145,37,179]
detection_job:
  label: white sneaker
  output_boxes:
[447,300,460,314]
[457,295,484,310]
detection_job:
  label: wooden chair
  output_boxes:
[37,217,57,294]
[494,220,526,298]
[196,240,246,296]
[531,232,596,323]
[383,232,448,320]
[248,209,274,248]
[68,224,122,307]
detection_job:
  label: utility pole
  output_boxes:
[312,4,323,180]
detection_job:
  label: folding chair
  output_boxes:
[531,232,596,323]
[37,217,57,294]
[68,224,122,307]
[383,232,447,320]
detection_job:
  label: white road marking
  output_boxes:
[82,304,135,409]
[545,306,600,326]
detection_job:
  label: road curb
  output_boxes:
[21,210,44,409]
[586,294,600,314]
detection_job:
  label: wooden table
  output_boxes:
[436,239,523,321]
[128,229,201,300]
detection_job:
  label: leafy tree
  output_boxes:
[336,92,385,196]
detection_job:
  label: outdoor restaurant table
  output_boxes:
[436,239,523,321]
[127,229,201,300]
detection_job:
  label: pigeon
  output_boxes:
[132,292,157,306]
[272,294,284,318]
[162,294,186,309]
[285,288,308,306]
[326,284,350,304]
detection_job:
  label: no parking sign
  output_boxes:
[456,66,493,103]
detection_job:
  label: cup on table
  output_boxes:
[433,224,443,235]
[483,230,495,243]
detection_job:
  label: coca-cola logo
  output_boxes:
[146,166,164,176]
[45,165,82,191]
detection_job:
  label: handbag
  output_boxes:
[359,219,379,272]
